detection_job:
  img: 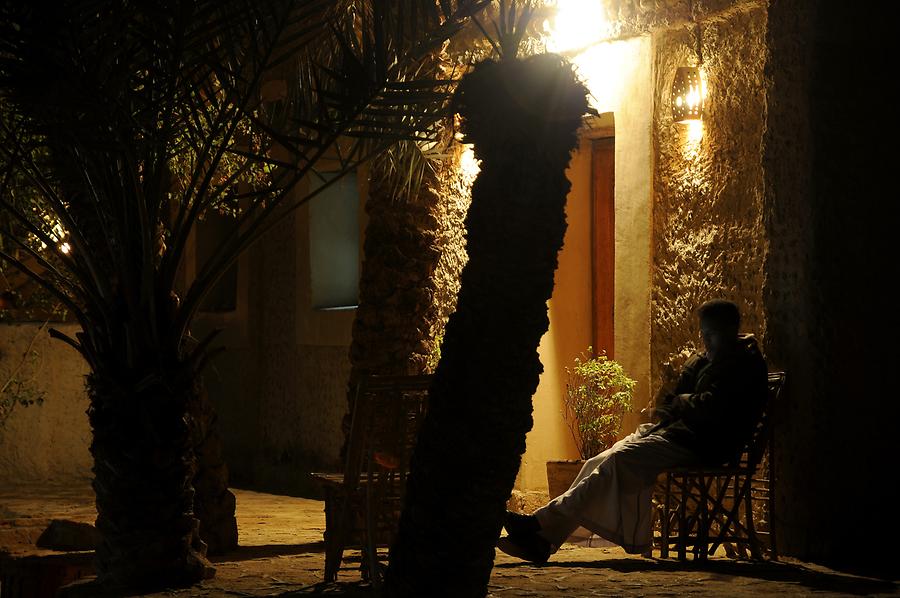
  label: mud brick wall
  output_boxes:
[650,3,769,390]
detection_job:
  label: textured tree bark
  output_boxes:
[349,167,450,380]
[386,54,589,597]
[192,385,238,556]
[85,367,215,592]
[342,159,470,455]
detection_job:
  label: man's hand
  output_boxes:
[650,393,677,423]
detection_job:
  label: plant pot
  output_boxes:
[546,459,586,500]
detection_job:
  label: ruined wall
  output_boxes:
[650,2,768,390]
[0,323,90,483]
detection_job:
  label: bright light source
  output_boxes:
[672,66,704,123]
[571,42,629,112]
[59,242,71,254]
[545,0,608,54]
[541,1,628,113]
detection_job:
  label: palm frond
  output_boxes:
[1,0,491,369]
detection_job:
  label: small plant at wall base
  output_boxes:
[564,348,636,460]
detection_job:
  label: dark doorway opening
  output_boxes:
[591,136,615,358]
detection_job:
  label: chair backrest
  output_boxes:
[741,371,786,469]
[341,374,432,492]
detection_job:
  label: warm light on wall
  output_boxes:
[682,119,704,159]
[672,66,704,123]
[685,119,704,143]
[459,145,481,184]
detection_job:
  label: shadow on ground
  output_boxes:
[491,557,898,596]
[261,557,900,597]
[212,541,325,562]
[277,581,375,596]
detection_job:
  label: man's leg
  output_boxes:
[529,428,651,547]
[534,432,698,553]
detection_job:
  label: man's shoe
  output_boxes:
[496,533,552,564]
[503,510,540,537]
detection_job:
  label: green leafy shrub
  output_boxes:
[564,348,636,459]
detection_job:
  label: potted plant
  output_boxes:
[546,348,637,499]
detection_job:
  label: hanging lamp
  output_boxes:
[672,15,704,124]
[672,66,703,123]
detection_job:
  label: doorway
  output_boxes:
[591,136,615,358]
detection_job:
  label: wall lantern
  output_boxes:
[672,12,705,125]
[671,66,703,123]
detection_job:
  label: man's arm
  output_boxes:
[669,357,767,447]
[652,353,707,422]
[673,354,707,395]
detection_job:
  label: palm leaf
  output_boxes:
[0,0,491,368]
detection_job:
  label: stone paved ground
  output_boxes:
[1,483,897,597]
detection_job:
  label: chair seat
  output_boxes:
[312,472,407,494]
[311,472,344,487]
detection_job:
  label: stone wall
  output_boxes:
[650,1,769,390]
[0,323,90,483]
[197,201,354,497]
[645,0,895,571]
[763,0,895,572]
[760,0,818,564]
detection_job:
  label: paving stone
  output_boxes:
[1,483,897,597]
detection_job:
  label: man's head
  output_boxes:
[697,299,741,361]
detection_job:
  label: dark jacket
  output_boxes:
[655,334,768,465]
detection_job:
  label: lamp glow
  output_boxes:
[459,145,480,185]
[671,66,704,123]
[544,0,608,54]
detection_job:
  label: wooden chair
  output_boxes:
[652,371,786,561]
[312,373,431,585]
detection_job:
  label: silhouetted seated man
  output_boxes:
[497,299,768,563]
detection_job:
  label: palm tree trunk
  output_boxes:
[87,366,215,591]
[351,158,472,378]
[341,158,470,454]
[350,166,455,379]
[192,384,238,555]
[386,54,589,597]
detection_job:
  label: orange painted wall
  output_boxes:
[516,36,653,493]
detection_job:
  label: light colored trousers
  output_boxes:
[534,424,699,554]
